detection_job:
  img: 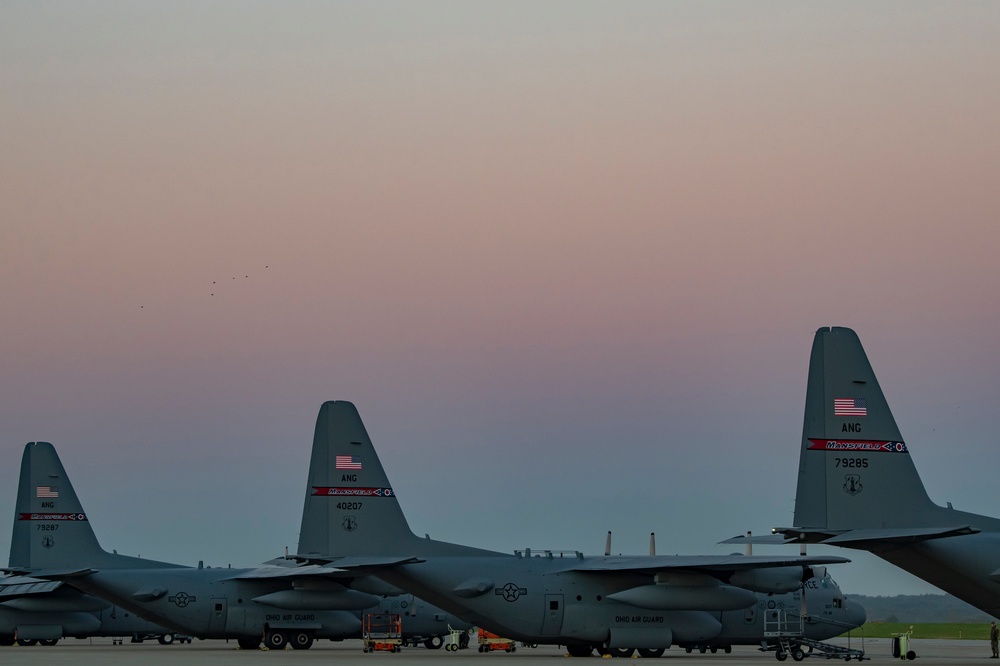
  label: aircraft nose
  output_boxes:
[844,599,867,628]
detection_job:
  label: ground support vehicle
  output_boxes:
[477,627,516,653]
[363,613,403,653]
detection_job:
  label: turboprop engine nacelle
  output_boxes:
[606,572,757,611]
[728,565,813,594]
[251,588,379,610]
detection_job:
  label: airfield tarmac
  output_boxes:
[0,638,993,665]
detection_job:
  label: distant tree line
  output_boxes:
[849,594,993,624]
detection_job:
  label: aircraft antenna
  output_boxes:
[745,531,752,557]
[649,532,656,556]
[604,531,612,557]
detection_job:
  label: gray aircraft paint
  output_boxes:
[777,326,1000,618]
[5,442,469,647]
[295,401,865,652]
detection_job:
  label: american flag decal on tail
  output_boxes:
[335,455,362,470]
[834,398,867,416]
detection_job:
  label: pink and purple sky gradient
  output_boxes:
[2,2,999,596]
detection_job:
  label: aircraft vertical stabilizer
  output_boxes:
[794,327,941,532]
[9,442,107,570]
[778,327,1000,619]
[296,401,496,560]
[297,401,418,557]
[8,442,181,571]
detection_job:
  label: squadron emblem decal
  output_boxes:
[342,516,358,531]
[843,474,863,496]
[495,583,527,602]
[41,536,54,549]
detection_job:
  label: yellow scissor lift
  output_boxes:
[363,613,403,653]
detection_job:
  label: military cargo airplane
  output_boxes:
[292,401,864,657]
[5,442,467,649]
[772,326,1000,619]
[0,573,182,647]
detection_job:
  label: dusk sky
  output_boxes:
[2,2,999,598]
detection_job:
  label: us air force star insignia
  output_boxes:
[843,474,863,496]
[495,583,527,602]
[168,592,196,607]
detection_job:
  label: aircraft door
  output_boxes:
[541,594,564,636]
[209,597,228,634]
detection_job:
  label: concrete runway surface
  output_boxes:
[0,638,994,665]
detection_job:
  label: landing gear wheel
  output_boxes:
[725,645,732,654]
[776,648,788,661]
[237,637,261,650]
[791,647,805,661]
[566,644,594,657]
[17,639,38,646]
[638,648,665,658]
[290,632,313,650]
[158,634,175,645]
[608,647,635,658]
[265,631,288,650]
[424,635,444,649]
[39,639,58,646]
[699,646,707,654]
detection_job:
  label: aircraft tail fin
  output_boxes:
[792,327,946,533]
[296,401,495,559]
[9,442,180,571]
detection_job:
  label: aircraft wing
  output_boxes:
[562,554,849,574]
[775,525,979,545]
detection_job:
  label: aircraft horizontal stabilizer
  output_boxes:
[6,568,98,580]
[225,564,349,580]
[775,526,978,545]
[0,578,64,599]
[718,534,796,545]
[291,555,425,570]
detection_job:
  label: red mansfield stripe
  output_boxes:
[311,487,395,497]
[807,439,908,453]
[18,512,89,521]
